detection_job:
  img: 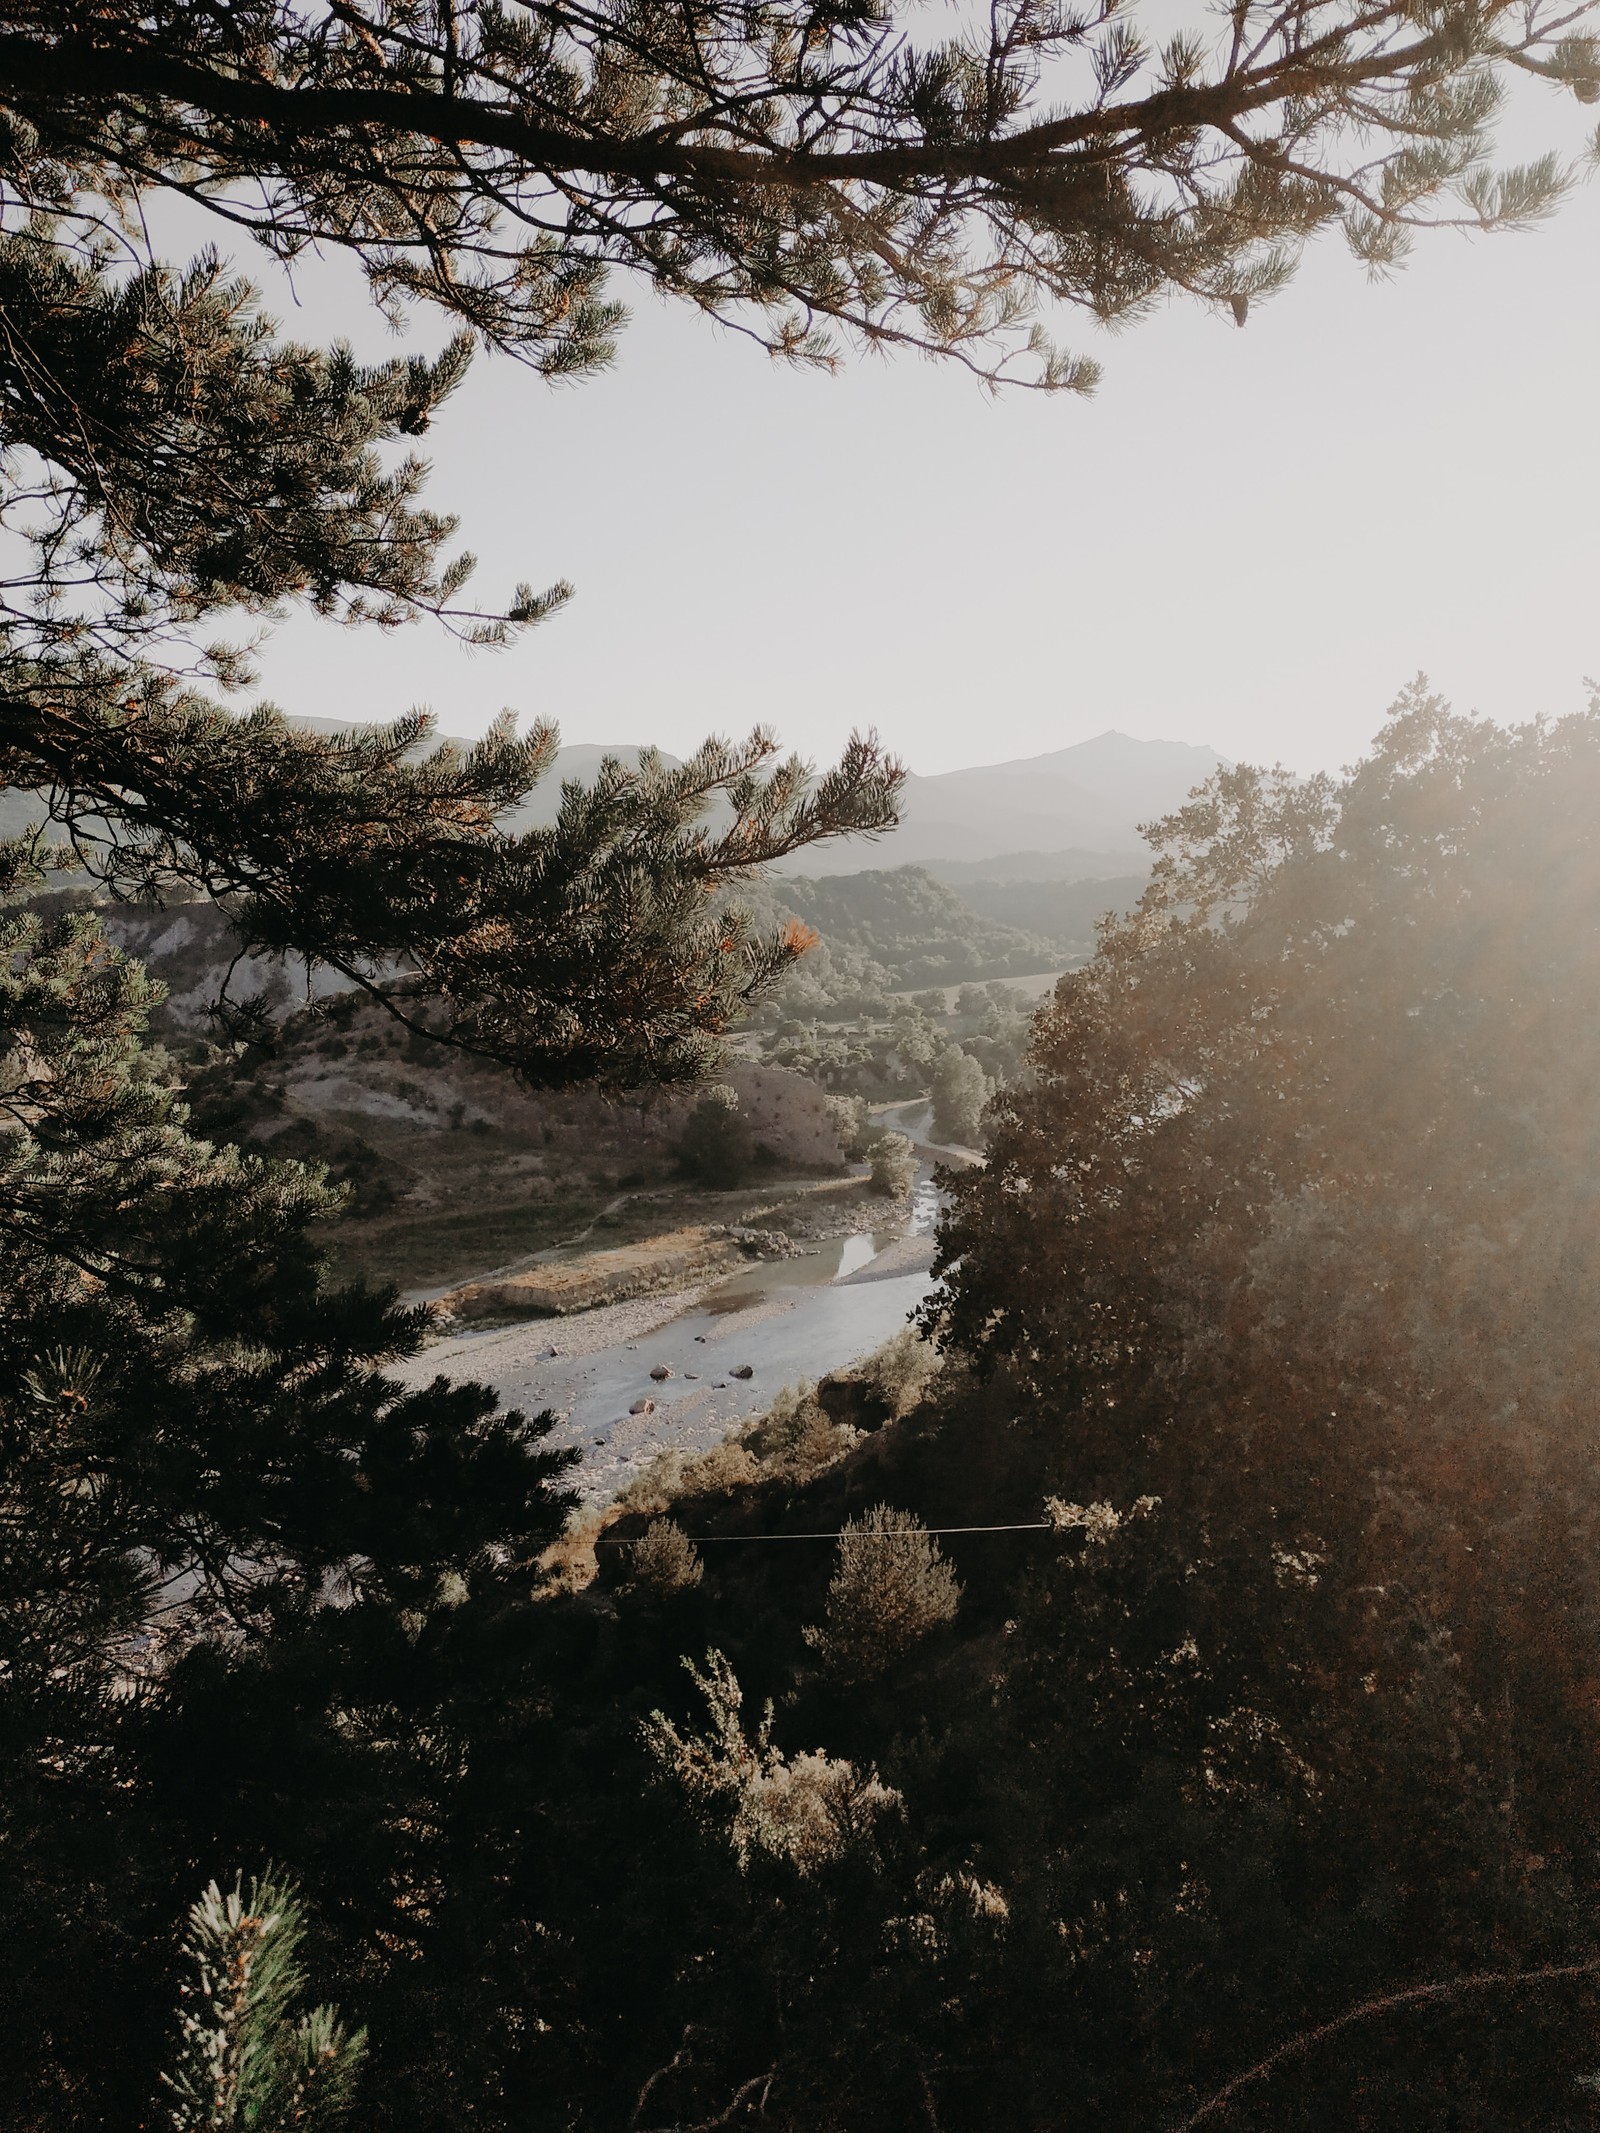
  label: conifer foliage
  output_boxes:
[162,1874,365,2133]
[0,0,1596,386]
[0,11,899,2119]
[0,75,904,1085]
[803,1505,961,1680]
[0,884,575,2126]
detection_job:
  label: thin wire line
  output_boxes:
[595,1522,1056,1545]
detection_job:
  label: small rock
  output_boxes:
[713,1381,728,1390]
[693,1335,707,1343]
[684,1372,699,1381]
[628,1397,655,1415]
[730,1364,754,1380]
[649,1364,672,1381]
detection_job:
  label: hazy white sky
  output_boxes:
[238,85,1600,781]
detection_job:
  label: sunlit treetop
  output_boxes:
[1,0,1597,389]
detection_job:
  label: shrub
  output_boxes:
[857,1326,942,1418]
[628,1517,705,1594]
[804,1505,961,1681]
[742,1381,857,1479]
[616,1439,759,1515]
[866,1131,916,1197]
[642,1651,901,1873]
[822,1091,870,1161]
[618,1382,856,1516]
[678,1084,756,1188]
[929,1044,991,1146]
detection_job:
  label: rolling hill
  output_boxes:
[773,730,1222,876]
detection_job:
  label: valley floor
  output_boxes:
[393,1174,943,1505]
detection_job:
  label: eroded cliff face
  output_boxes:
[54,888,836,1153]
[53,887,850,1293]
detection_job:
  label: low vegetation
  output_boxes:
[801,1505,962,1681]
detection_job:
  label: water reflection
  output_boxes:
[408,1169,956,1505]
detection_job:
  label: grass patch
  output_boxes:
[325,1192,605,1291]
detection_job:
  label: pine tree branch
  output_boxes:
[1174,1956,1600,2129]
[0,18,1480,190]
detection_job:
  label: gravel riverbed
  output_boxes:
[393,1224,938,1505]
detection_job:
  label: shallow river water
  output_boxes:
[397,1179,944,1505]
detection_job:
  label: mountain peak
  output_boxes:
[781,728,1224,877]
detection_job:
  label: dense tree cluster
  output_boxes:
[741,867,1059,1024]
[14,585,1600,2129]
[502,691,1600,2131]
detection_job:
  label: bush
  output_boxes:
[866,1131,916,1197]
[857,1326,942,1418]
[616,1439,760,1516]
[642,1651,902,1873]
[628,1518,705,1594]
[678,1084,756,1187]
[804,1505,961,1681]
[742,1380,858,1479]
[930,1045,991,1146]
[619,1381,857,1516]
[823,1091,870,1160]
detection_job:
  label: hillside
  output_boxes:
[734,864,1061,1015]
[27,861,1051,1290]
[945,871,1148,948]
[773,730,1222,875]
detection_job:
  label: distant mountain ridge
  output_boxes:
[775,730,1224,877]
[2,724,1220,884]
[295,721,1222,874]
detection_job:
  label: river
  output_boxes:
[393,1175,945,1505]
